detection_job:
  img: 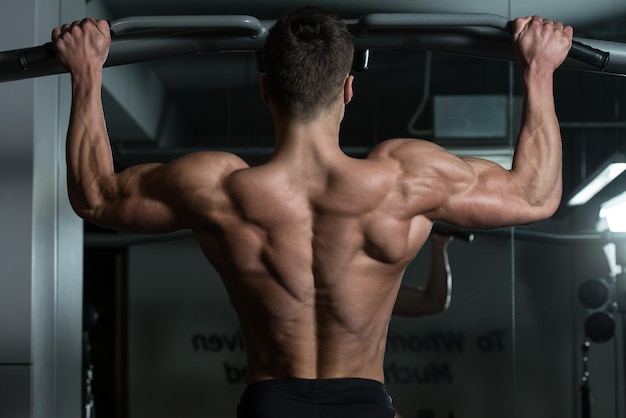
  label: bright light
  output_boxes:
[450,147,513,169]
[568,162,626,206]
[599,190,626,232]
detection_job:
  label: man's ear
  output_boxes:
[260,75,269,105]
[344,75,354,105]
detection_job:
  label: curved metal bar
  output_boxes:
[0,13,623,83]
[0,15,270,83]
[354,13,609,71]
[573,37,626,74]
[104,33,264,66]
[109,15,266,38]
[355,12,511,33]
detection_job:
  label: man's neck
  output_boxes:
[272,113,344,160]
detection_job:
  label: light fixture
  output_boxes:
[584,311,615,343]
[567,154,626,206]
[450,147,513,169]
[597,190,626,232]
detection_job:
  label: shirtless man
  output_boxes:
[52,7,572,418]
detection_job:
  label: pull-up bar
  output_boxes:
[0,13,622,83]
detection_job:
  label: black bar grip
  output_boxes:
[569,39,609,71]
[17,42,56,70]
[432,221,475,242]
[17,21,115,71]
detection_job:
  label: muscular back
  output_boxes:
[55,9,568,388]
[190,146,433,384]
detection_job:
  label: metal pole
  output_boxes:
[0,13,624,84]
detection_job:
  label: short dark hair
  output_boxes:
[263,7,354,120]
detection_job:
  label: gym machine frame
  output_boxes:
[0,13,625,83]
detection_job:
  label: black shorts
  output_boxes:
[236,377,395,418]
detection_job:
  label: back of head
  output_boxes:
[263,7,354,120]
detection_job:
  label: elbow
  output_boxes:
[70,200,122,231]
[438,300,451,313]
[442,298,451,312]
[69,197,100,225]
[428,298,449,315]
[525,191,562,224]
[68,188,93,219]
[67,186,109,226]
[67,173,121,224]
[542,195,561,219]
[73,206,95,223]
[517,178,562,224]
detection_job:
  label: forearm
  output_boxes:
[507,16,572,219]
[511,69,563,215]
[66,68,115,216]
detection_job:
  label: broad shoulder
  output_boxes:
[365,138,478,220]
[166,151,249,184]
[171,151,249,170]
[368,138,445,161]
[161,151,249,205]
[367,138,456,176]
[158,151,250,227]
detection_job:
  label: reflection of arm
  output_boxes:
[393,233,452,317]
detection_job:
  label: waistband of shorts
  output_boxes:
[244,377,386,394]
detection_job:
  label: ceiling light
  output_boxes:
[567,154,626,206]
[598,190,626,232]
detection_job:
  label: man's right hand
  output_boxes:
[52,18,111,76]
[512,15,573,74]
